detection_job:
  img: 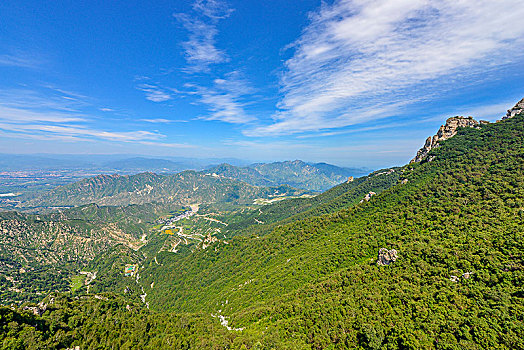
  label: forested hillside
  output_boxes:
[221,167,400,236]
[128,113,523,348]
[0,202,187,304]
[1,113,523,349]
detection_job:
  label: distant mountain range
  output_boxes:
[0,154,369,190]
[207,160,370,191]
[0,154,250,172]
[102,157,187,173]
[23,171,311,208]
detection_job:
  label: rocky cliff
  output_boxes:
[411,116,479,163]
[502,97,524,120]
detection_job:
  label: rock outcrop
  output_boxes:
[22,301,48,316]
[502,97,524,120]
[377,248,398,266]
[359,191,376,203]
[411,116,479,163]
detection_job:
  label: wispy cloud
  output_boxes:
[445,100,518,121]
[186,72,255,123]
[0,105,86,123]
[248,0,524,136]
[137,84,174,102]
[0,121,161,141]
[164,1,256,124]
[0,87,172,145]
[192,0,233,19]
[140,118,188,123]
[0,88,88,112]
[174,0,232,71]
[0,53,41,68]
[138,141,196,149]
[296,121,409,139]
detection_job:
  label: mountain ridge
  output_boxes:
[207,159,370,192]
[23,170,311,208]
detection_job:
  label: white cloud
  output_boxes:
[0,88,88,112]
[0,87,171,144]
[0,54,41,68]
[249,0,524,136]
[186,72,255,124]
[174,0,233,72]
[0,121,163,142]
[137,84,173,102]
[169,1,255,124]
[446,100,518,121]
[140,118,188,123]
[0,105,86,123]
[175,14,228,72]
[192,0,233,20]
[138,141,196,149]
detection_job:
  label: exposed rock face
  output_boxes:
[359,191,376,203]
[22,301,48,316]
[450,272,473,282]
[411,116,479,163]
[377,248,398,266]
[450,275,460,283]
[502,97,524,120]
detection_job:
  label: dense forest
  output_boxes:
[1,114,523,349]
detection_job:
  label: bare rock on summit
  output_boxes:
[377,248,398,266]
[411,116,479,163]
[502,97,524,120]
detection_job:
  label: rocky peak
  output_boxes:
[502,97,524,120]
[411,116,479,163]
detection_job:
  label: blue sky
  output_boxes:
[0,0,523,168]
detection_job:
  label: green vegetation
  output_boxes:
[1,113,523,348]
[0,294,232,349]
[135,114,524,348]
[69,275,84,292]
[0,202,187,304]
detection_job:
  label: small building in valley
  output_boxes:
[124,264,137,277]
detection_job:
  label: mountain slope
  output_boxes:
[0,201,188,304]
[3,107,523,349]
[222,167,400,236]
[132,112,524,348]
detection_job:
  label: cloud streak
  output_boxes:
[137,84,174,102]
[175,0,232,72]
[0,53,41,68]
[0,88,177,146]
[0,118,163,142]
[140,118,188,123]
[186,72,255,123]
[248,0,524,136]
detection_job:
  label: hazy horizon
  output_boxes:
[1,1,523,168]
